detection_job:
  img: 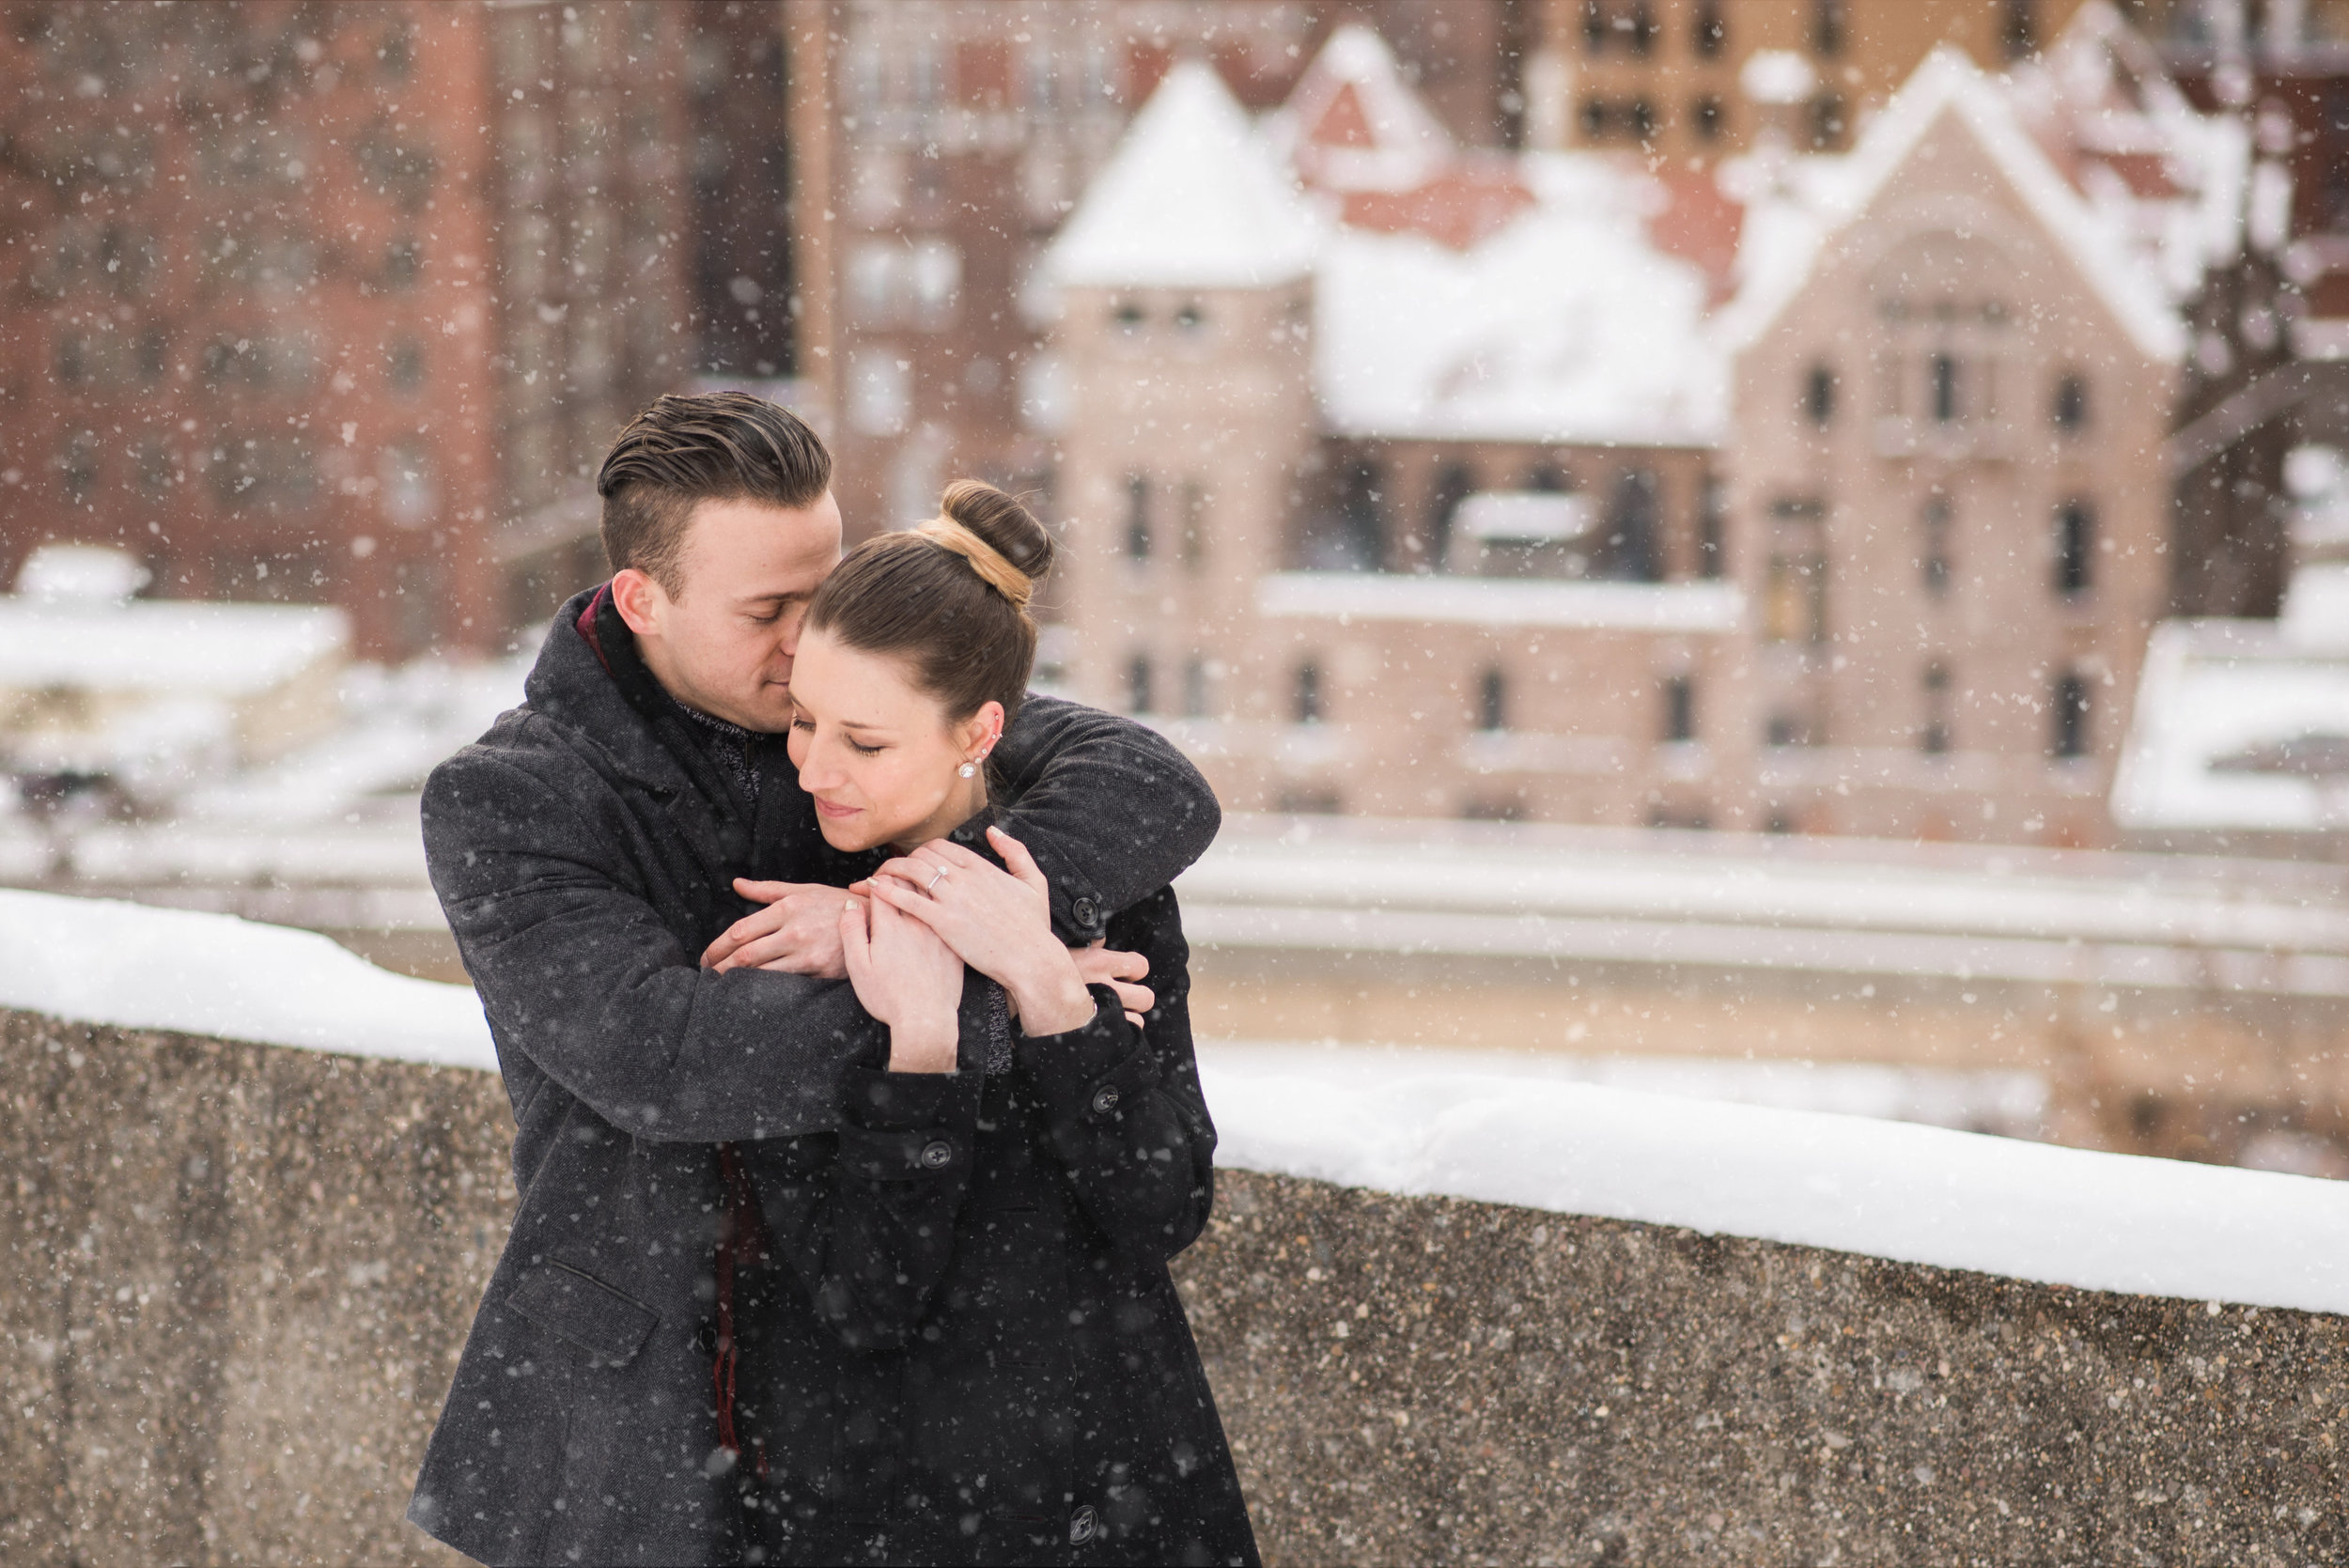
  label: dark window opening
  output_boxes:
[1181,656,1210,719]
[1921,662,1952,754]
[2052,671,2091,759]
[1804,363,1837,427]
[1930,352,1961,423]
[1476,667,1507,732]
[1339,457,1385,569]
[2056,499,2094,595]
[1810,91,1845,148]
[386,337,426,393]
[1628,1,1659,56]
[1582,0,1608,54]
[1124,474,1151,562]
[1526,460,1568,492]
[1112,300,1144,332]
[1628,98,1657,143]
[1662,675,1696,743]
[1294,660,1323,724]
[1426,461,1475,572]
[1179,479,1206,571]
[1697,475,1726,579]
[1693,94,1725,141]
[1579,99,1610,140]
[1694,0,1727,57]
[1813,0,1847,55]
[1127,653,1155,715]
[1174,301,1205,333]
[2002,0,2039,60]
[384,236,422,290]
[2053,373,2089,432]
[1597,468,1661,582]
[1921,493,1952,596]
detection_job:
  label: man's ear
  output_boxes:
[611,567,665,638]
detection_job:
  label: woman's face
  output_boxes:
[786,628,998,853]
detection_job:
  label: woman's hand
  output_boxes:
[839,892,963,1074]
[863,827,1096,1037]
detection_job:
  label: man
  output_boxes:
[407,393,1219,1565]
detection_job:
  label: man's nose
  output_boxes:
[777,602,811,658]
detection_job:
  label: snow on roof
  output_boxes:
[1200,1044,2349,1315]
[0,597,349,698]
[8,880,2340,1313]
[2112,586,2349,835]
[16,543,149,603]
[1316,152,1725,445]
[1263,23,1452,194]
[1720,47,2187,364]
[0,889,492,1069]
[1257,571,1743,633]
[1045,58,1318,291]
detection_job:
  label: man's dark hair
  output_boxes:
[596,392,832,595]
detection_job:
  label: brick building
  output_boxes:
[1045,18,2238,847]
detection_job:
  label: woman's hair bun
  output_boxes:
[940,479,1055,590]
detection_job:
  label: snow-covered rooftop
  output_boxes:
[0,597,349,699]
[1257,571,1743,633]
[2112,566,2349,836]
[1261,23,1453,194]
[6,886,2342,1315]
[1045,58,1319,291]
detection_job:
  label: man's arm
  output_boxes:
[988,694,1221,942]
[423,745,877,1143]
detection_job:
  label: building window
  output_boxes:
[1921,662,1952,754]
[1929,351,1961,424]
[1698,475,1726,578]
[1921,493,1952,596]
[1174,301,1206,334]
[384,236,421,290]
[1804,363,1837,427]
[1112,299,1144,334]
[2051,670,2091,759]
[1598,469,1661,582]
[1579,99,1610,139]
[2002,0,2039,60]
[1476,667,1506,732]
[1128,653,1155,715]
[1813,0,1847,55]
[1340,457,1384,569]
[1765,551,1828,644]
[1124,474,1151,562]
[2055,500,2094,595]
[1692,94,1725,142]
[1627,98,1657,143]
[1426,461,1474,572]
[1179,479,1206,571]
[1294,660,1323,724]
[1694,0,1727,57]
[60,432,99,505]
[385,336,426,393]
[847,349,910,436]
[1581,0,1608,54]
[1810,92,1845,148]
[1182,656,1210,719]
[2053,373,2089,433]
[1662,675,1696,743]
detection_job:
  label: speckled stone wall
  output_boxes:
[2,1009,2343,1566]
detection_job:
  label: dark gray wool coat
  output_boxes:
[406,586,1224,1566]
[727,846,1256,1568]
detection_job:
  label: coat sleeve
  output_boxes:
[422,744,878,1143]
[751,1067,986,1352]
[1012,887,1216,1264]
[989,695,1221,945]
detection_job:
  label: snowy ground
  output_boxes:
[3,888,2343,1317]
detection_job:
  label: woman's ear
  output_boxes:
[957,700,1006,764]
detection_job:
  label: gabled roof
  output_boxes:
[1720,47,2186,364]
[1264,23,1452,194]
[1045,58,1318,291]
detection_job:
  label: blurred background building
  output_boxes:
[5,0,2349,1175]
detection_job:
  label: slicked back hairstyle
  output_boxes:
[596,392,832,595]
[805,480,1056,729]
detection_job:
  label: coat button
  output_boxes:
[919,1139,954,1170]
[1068,1503,1098,1545]
[1072,894,1099,928]
[693,1322,719,1358]
[1089,1085,1121,1116]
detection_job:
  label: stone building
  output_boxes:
[1045,17,2239,846]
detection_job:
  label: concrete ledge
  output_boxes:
[3,1009,2343,1564]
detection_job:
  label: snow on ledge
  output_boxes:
[3,890,2341,1317]
[1258,572,1744,633]
[0,889,493,1071]
[1198,1048,2349,1318]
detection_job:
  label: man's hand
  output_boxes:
[1072,941,1153,1031]
[704,880,851,978]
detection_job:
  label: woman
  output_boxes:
[723,481,1256,1567]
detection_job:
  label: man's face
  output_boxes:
[613,492,843,733]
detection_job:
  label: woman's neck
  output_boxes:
[891,770,990,854]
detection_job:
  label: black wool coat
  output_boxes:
[406,586,1221,1567]
[729,858,1256,1567]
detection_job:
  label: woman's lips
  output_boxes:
[814,798,861,820]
